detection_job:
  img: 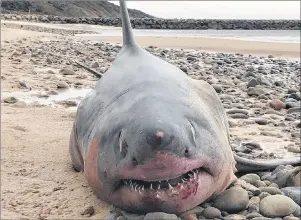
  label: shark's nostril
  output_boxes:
[184,149,189,157]
[132,157,138,166]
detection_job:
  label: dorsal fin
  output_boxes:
[119,0,137,48]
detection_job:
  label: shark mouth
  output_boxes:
[120,167,206,192]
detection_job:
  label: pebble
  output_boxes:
[144,212,178,220]
[247,78,260,88]
[287,107,300,114]
[239,179,261,196]
[201,207,222,219]
[80,206,95,216]
[211,84,222,93]
[283,216,300,220]
[57,81,69,89]
[259,195,297,217]
[223,214,246,219]
[3,96,18,104]
[12,101,28,108]
[91,62,99,68]
[213,186,249,213]
[281,187,301,205]
[255,118,268,125]
[59,67,76,75]
[229,113,249,119]
[269,99,285,110]
[226,109,249,115]
[248,196,260,212]
[246,212,263,219]
[259,187,282,195]
[288,88,299,94]
[56,100,77,107]
[286,167,301,187]
[247,87,265,96]
[259,192,271,200]
[240,174,260,185]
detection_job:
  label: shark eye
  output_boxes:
[189,121,196,141]
[119,130,128,158]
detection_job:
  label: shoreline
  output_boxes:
[2,20,300,59]
[75,35,301,59]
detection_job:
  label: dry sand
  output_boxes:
[1,24,300,219]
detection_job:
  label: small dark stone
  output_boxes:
[255,118,269,125]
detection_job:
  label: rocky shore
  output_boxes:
[1,24,300,220]
[2,13,301,30]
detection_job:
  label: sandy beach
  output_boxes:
[1,22,300,219]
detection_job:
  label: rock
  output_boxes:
[80,206,95,216]
[281,187,301,205]
[91,62,99,68]
[259,192,271,200]
[201,207,222,219]
[239,179,261,196]
[259,187,282,195]
[287,146,301,153]
[274,81,285,87]
[223,214,246,219]
[269,99,285,110]
[229,113,249,119]
[248,196,260,212]
[272,169,294,188]
[286,167,301,187]
[247,78,260,88]
[56,100,77,107]
[144,212,178,220]
[283,216,300,220]
[182,213,197,220]
[247,86,265,96]
[253,180,267,188]
[287,107,300,114]
[213,186,249,213]
[211,84,222,93]
[57,81,69,89]
[255,118,268,125]
[226,109,249,115]
[246,212,263,219]
[3,96,18,104]
[47,90,59,95]
[251,218,274,220]
[180,206,204,217]
[260,195,297,217]
[288,88,299,94]
[59,67,76,75]
[240,174,260,185]
[12,101,28,108]
[18,80,28,88]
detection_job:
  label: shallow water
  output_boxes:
[1,88,92,108]
[2,20,300,43]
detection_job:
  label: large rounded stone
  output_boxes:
[260,195,297,217]
[213,186,249,213]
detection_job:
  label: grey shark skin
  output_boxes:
[69,0,301,215]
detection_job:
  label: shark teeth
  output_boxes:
[122,167,201,191]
